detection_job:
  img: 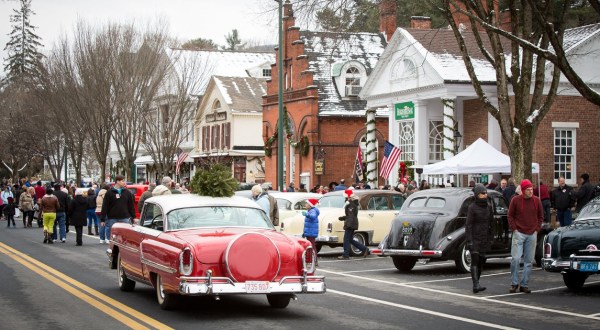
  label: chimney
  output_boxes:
[410,16,432,30]
[379,0,397,42]
[450,0,499,32]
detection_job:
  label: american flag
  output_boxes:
[379,141,401,179]
[175,148,189,176]
[355,145,364,179]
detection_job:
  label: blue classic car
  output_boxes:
[542,196,600,290]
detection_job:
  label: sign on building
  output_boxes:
[395,102,415,120]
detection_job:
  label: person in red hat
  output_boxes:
[337,189,369,259]
[302,198,320,263]
[507,179,543,294]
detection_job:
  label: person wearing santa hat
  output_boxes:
[507,179,543,294]
[337,188,369,259]
[302,198,320,263]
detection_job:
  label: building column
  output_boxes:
[442,97,457,159]
[366,108,378,188]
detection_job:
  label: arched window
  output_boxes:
[428,121,444,162]
[398,121,415,161]
[345,66,361,96]
[212,100,221,111]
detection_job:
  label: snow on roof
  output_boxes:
[213,76,267,113]
[165,48,274,95]
[562,23,600,52]
[300,31,386,113]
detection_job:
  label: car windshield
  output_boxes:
[166,206,273,230]
[318,195,347,208]
[577,201,600,220]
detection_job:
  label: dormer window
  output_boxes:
[345,66,361,96]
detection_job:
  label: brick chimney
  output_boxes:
[410,16,432,29]
[379,0,397,42]
[450,0,499,32]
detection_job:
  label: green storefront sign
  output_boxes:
[395,102,415,120]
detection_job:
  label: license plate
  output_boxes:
[245,281,270,293]
[402,227,414,235]
[579,261,599,272]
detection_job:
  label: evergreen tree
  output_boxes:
[3,0,44,84]
[181,37,219,50]
[223,29,246,51]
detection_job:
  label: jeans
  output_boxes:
[556,209,573,227]
[87,209,99,227]
[105,218,130,242]
[510,230,537,288]
[51,212,66,240]
[342,228,367,257]
[541,199,551,223]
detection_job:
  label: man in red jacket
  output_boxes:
[508,179,543,294]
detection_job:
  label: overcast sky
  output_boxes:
[0,0,279,72]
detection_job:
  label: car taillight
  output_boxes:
[280,222,285,231]
[544,243,552,258]
[327,223,332,233]
[179,247,193,276]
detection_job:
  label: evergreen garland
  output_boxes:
[264,107,309,157]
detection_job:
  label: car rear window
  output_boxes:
[167,206,273,230]
[407,197,445,208]
[276,198,291,210]
[319,195,346,208]
[128,188,138,195]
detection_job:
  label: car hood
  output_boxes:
[172,228,300,264]
[385,211,440,250]
[550,219,600,258]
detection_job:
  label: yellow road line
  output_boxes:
[0,242,174,330]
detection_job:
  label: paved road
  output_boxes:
[1,222,598,329]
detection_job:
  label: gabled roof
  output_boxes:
[165,48,274,95]
[562,23,600,52]
[213,76,267,113]
[300,31,387,113]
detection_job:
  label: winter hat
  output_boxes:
[581,173,590,181]
[306,198,319,208]
[473,184,487,196]
[520,179,533,191]
[344,188,354,198]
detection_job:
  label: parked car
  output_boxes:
[374,188,550,273]
[542,196,600,290]
[279,190,405,256]
[269,192,323,223]
[107,194,324,310]
[126,184,149,219]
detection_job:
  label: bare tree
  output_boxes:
[433,0,565,180]
[142,49,211,178]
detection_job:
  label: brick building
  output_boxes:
[262,2,392,190]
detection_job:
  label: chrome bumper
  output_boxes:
[179,270,326,295]
[378,248,442,258]
[315,235,339,243]
[541,257,570,272]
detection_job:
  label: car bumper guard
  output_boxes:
[315,235,338,243]
[179,270,326,295]
[377,248,442,258]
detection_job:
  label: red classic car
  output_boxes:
[106,194,325,309]
[125,184,149,219]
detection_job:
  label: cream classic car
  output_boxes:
[269,192,323,223]
[279,190,405,255]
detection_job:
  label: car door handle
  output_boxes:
[368,213,374,217]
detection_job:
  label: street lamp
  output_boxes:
[454,130,462,154]
[275,0,284,191]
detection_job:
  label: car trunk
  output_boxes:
[386,212,439,250]
[558,221,600,259]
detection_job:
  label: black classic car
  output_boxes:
[375,188,549,273]
[542,196,600,290]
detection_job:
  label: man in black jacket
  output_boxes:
[101,175,135,243]
[52,183,69,243]
[552,176,574,227]
[575,173,594,213]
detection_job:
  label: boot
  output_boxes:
[47,235,54,244]
[94,225,99,235]
[477,262,486,292]
[470,266,485,293]
[87,226,93,235]
[43,230,48,244]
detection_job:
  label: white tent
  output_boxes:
[422,138,539,175]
